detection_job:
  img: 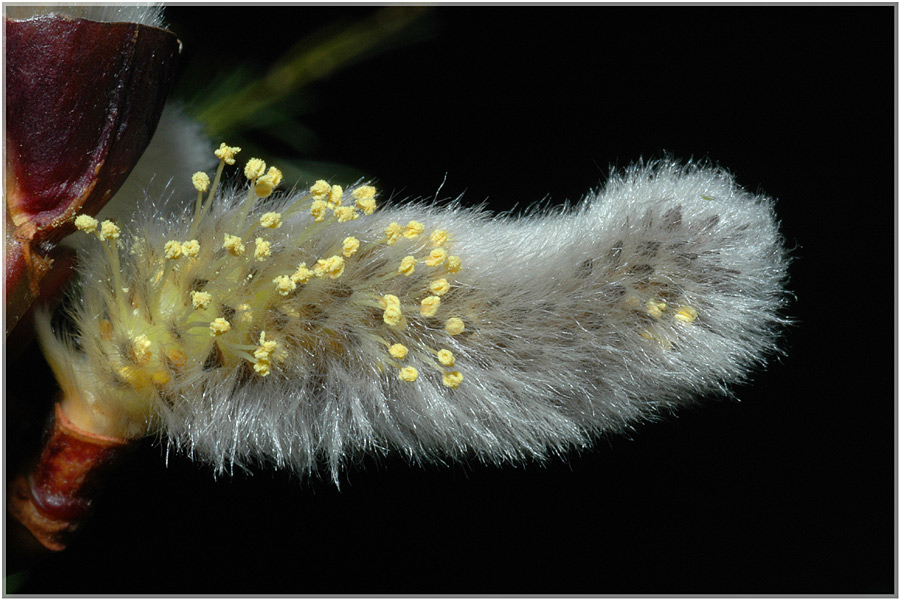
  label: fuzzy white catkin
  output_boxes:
[38,159,788,484]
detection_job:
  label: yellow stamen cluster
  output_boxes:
[382,294,402,326]
[191,290,212,310]
[214,143,241,165]
[259,212,283,229]
[389,343,408,359]
[131,335,153,366]
[385,222,403,245]
[399,256,417,276]
[674,305,699,324]
[442,371,463,388]
[291,263,313,284]
[424,248,447,267]
[255,167,283,198]
[254,238,271,261]
[398,366,418,382]
[445,317,465,336]
[430,229,448,247]
[192,171,210,193]
[437,349,455,367]
[353,186,377,215]
[181,240,200,258]
[328,185,343,208]
[210,318,231,336]
[244,158,267,181]
[429,278,450,296]
[334,206,358,222]
[420,296,441,317]
[224,234,246,256]
[403,220,425,239]
[310,180,331,201]
[99,220,120,241]
[313,255,345,279]
[310,200,328,222]
[342,237,360,257]
[273,275,296,296]
[253,331,278,376]
[74,214,98,233]
[164,240,183,260]
[446,256,462,273]
[164,239,200,259]
[646,299,666,319]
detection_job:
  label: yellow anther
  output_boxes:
[192,171,210,193]
[151,371,171,386]
[437,349,455,367]
[99,220,120,241]
[342,236,360,257]
[442,370,463,388]
[265,166,283,187]
[389,343,408,359]
[429,278,450,296]
[165,347,188,368]
[403,220,425,239]
[244,158,266,181]
[381,294,401,310]
[130,335,153,366]
[254,238,271,261]
[164,240,183,260]
[273,275,296,296]
[352,185,376,201]
[328,184,344,207]
[334,206,358,222]
[254,331,278,359]
[646,299,667,319]
[424,248,447,267]
[674,305,699,324]
[355,197,377,215]
[310,180,331,201]
[224,233,245,256]
[214,143,241,165]
[313,255,345,279]
[260,212,283,229]
[255,172,280,198]
[445,317,465,335]
[446,255,462,273]
[353,186,377,214]
[639,328,672,349]
[385,222,403,245]
[118,366,150,388]
[398,366,419,382]
[74,214,98,233]
[210,317,231,336]
[399,255,417,276]
[430,229,448,247]
[181,240,200,258]
[191,290,212,310]
[383,306,402,326]
[254,359,272,376]
[291,263,313,284]
[328,255,346,278]
[310,200,328,222]
[420,295,441,317]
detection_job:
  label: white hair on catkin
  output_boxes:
[38,157,789,484]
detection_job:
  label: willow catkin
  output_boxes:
[37,145,789,483]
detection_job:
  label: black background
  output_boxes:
[6,5,895,595]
